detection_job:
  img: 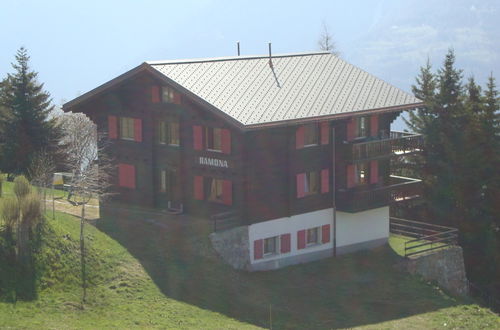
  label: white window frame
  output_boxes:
[263,236,280,256]
[306,227,320,246]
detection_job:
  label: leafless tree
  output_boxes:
[318,22,340,56]
[28,149,55,214]
[58,112,115,304]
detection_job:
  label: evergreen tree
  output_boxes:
[406,50,500,295]
[0,47,61,177]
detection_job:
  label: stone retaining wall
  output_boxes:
[210,226,250,270]
[405,246,468,296]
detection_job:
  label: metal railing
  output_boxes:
[345,131,423,162]
[390,217,458,257]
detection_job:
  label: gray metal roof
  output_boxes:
[148,52,421,127]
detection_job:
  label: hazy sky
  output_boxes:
[1,0,499,128]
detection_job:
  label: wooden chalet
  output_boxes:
[63,51,424,271]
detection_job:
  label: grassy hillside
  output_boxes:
[0,181,257,329]
[99,206,500,329]
[0,178,498,329]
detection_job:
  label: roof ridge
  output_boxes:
[146,51,331,65]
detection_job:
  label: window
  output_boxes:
[355,162,370,185]
[205,127,222,152]
[307,227,320,245]
[162,86,175,103]
[304,123,319,146]
[264,236,279,255]
[119,117,135,140]
[158,120,180,145]
[207,177,224,202]
[356,116,370,138]
[304,171,320,196]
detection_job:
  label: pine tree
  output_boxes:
[0,47,61,177]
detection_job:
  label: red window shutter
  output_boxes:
[151,86,160,103]
[194,176,204,200]
[222,180,232,205]
[280,233,291,253]
[322,224,331,243]
[134,119,142,142]
[221,129,231,154]
[370,160,379,184]
[108,116,117,139]
[297,230,306,249]
[118,164,136,189]
[347,164,356,188]
[254,239,263,260]
[321,169,329,193]
[295,126,305,149]
[370,115,379,137]
[173,92,181,105]
[296,173,306,198]
[347,119,356,141]
[193,125,203,150]
[320,122,329,145]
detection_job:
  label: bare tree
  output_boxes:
[318,22,339,56]
[58,112,115,305]
[28,149,55,214]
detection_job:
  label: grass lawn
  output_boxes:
[1,179,99,220]
[0,212,257,329]
[388,234,448,257]
[98,207,499,329]
[0,176,498,329]
[0,178,255,328]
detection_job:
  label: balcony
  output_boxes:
[336,175,422,213]
[343,131,423,163]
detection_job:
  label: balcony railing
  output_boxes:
[336,175,422,213]
[343,131,423,162]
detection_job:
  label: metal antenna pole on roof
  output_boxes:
[237,41,240,56]
[268,42,274,69]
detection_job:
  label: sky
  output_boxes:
[1,0,499,129]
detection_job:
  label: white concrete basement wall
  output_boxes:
[248,208,334,265]
[248,206,389,266]
[336,206,389,248]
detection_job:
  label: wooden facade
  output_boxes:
[65,70,423,226]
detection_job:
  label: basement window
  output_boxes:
[264,236,279,255]
[307,227,320,246]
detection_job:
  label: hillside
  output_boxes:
[0,205,257,328]
[0,179,498,329]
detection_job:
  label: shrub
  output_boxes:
[0,171,4,197]
[13,176,31,200]
[21,193,42,228]
[1,196,20,231]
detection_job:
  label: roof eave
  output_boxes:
[241,102,424,131]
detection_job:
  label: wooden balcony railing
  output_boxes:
[343,131,423,162]
[336,175,422,213]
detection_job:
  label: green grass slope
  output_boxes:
[0,211,257,329]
